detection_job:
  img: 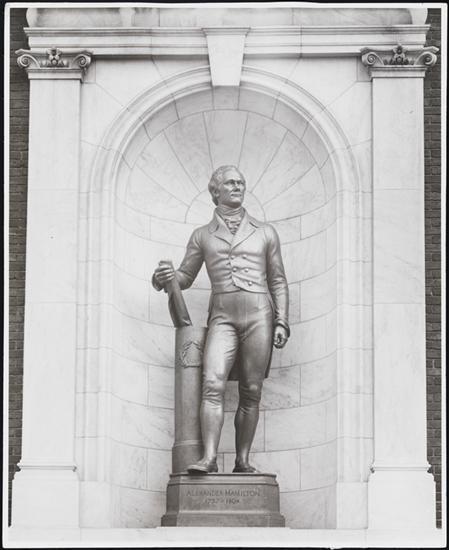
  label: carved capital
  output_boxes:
[361,44,438,78]
[16,48,92,80]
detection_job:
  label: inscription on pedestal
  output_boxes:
[186,486,262,507]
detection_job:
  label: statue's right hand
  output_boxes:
[154,263,175,287]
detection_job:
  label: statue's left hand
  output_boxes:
[273,325,289,349]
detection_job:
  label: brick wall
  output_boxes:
[8,7,28,526]
[7,7,443,527]
[424,8,442,529]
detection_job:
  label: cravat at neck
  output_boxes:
[216,205,244,219]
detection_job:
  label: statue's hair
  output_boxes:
[208,165,246,205]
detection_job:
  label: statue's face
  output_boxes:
[215,167,246,208]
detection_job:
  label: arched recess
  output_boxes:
[76,65,372,528]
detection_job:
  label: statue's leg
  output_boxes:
[187,319,238,473]
[234,294,273,472]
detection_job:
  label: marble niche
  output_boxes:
[75,63,372,528]
[11,5,437,538]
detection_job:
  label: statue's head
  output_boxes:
[208,165,246,207]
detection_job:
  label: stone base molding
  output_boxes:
[12,465,79,528]
[368,468,436,529]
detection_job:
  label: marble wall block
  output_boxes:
[238,113,286,189]
[110,440,147,490]
[337,348,373,395]
[174,89,214,119]
[325,397,338,441]
[273,99,309,139]
[243,57,300,80]
[139,133,200,202]
[335,304,372,349]
[325,82,372,147]
[300,440,338,490]
[122,125,151,170]
[144,101,179,141]
[282,231,327,283]
[225,366,301,412]
[373,78,423,190]
[320,154,337,201]
[26,189,78,303]
[337,260,372,306]
[75,392,99,438]
[21,302,77,461]
[79,481,113,528]
[255,132,315,203]
[326,222,338,269]
[261,366,301,410]
[288,58,358,107]
[115,399,173,450]
[164,113,213,191]
[113,312,174,366]
[301,197,337,238]
[147,366,174,410]
[152,57,204,81]
[300,266,337,321]
[95,59,162,107]
[300,354,337,406]
[265,403,327,450]
[81,83,126,146]
[111,353,148,406]
[126,163,189,222]
[76,436,102,481]
[302,124,330,168]
[281,487,335,528]
[76,348,100,394]
[374,189,424,304]
[116,488,165,528]
[79,140,101,194]
[338,393,373,439]
[269,216,301,244]
[374,303,427,463]
[338,437,373,482]
[146,449,172,492]
[266,166,326,221]
[288,282,301,324]
[204,110,247,168]
[115,199,151,240]
[272,315,327,367]
[213,86,239,110]
[113,267,151,322]
[238,88,277,118]
[351,140,372,192]
[149,218,197,247]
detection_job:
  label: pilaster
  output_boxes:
[11,48,92,528]
[362,44,438,529]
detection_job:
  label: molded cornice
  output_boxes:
[23,25,430,58]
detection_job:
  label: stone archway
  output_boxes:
[77,66,371,528]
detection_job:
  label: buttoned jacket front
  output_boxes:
[175,209,289,332]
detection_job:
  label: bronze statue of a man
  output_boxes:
[152,165,289,474]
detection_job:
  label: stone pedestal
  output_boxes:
[162,473,285,527]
